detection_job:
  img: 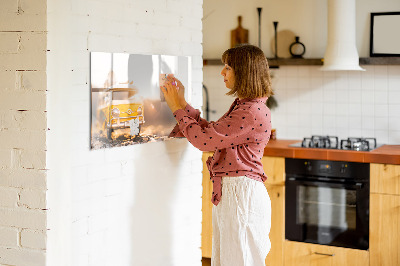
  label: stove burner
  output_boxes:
[340,137,377,151]
[301,135,339,149]
[295,136,378,151]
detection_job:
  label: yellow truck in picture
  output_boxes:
[100,87,145,139]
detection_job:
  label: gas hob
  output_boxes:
[289,135,382,151]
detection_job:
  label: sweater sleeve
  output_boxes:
[169,104,210,137]
[173,106,256,152]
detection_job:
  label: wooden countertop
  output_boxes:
[263,139,400,165]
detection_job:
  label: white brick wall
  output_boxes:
[0,227,19,247]
[0,248,46,266]
[47,1,203,266]
[21,229,47,250]
[0,0,48,265]
[0,187,19,208]
[3,0,203,265]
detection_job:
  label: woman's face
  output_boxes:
[220,64,235,89]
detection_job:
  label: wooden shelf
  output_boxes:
[268,58,322,67]
[203,57,400,67]
[202,59,223,66]
[359,57,400,65]
[203,58,323,67]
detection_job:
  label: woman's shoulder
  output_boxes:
[238,98,269,112]
[246,99,271,123]
[230,100,270,122]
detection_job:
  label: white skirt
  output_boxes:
[212,176,271,266]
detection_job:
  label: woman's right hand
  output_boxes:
[167,75,187,108]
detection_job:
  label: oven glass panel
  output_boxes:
[297,186,357,230]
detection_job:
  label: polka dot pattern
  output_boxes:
[171,97,272,206]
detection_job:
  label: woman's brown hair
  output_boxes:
[221,44,273,99]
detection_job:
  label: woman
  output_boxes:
[161,44,273,266]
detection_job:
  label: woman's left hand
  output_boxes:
[161,79,183,113]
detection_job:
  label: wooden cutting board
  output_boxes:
[231,16,249,48]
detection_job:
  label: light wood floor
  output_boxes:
[202,257,211,266]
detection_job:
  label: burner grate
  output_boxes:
[296,136,378,151]
[340,137,377,151]
[301,135,339,149]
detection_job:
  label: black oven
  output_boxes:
[285,158,369,250]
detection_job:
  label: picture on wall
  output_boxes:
[370,12,400,56]
[90,52,191,149]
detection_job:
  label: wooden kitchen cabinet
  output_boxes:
[261,156,285,186]
[284,241,369,266]
[264,184,285,266]
[202,152,213,258]
[262,156,285,266]
[201,154,286,265]
[370,163,400,195]
[370,163,400,266]
[370,193,400,266]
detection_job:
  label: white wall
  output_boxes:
[203,0,400,144]
[204,0,326,59]
[47,1,203,266]
[271,65,400,144]
[203,0,400,58]
[204,65,400,144]
[0,0,48,265]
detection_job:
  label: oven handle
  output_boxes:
[286,177,364,189]
[314,252,335,257]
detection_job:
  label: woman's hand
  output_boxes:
[161,78,184,113]
[170,76,187,108]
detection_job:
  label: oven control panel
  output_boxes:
[286,158,369,180]
[318,162,332,173]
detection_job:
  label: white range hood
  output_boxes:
[320,0,365,71]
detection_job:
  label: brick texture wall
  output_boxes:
[0,0,48,265]
[46,0,203,266]
[1,0,203,265]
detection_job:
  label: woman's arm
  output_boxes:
[182,103,210,128]
[163,76,211,137]
[171,76,211,128]
[172,106,256,152]
[169,104,211,137]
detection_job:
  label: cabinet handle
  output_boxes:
[314,252,335,257]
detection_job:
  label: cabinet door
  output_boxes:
[264,184,284,266]
[370,163,400,195]
[202,152,213,258]
[370,193,400,266]
[284,241,369,266]
[261,156,285,185]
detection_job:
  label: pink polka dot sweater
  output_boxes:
[170,97,272,206]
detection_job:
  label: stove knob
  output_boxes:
[305,162,312,171]
[340,164,347,174]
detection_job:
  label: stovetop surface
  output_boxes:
[288,141,384,151]
[288,136,383,151]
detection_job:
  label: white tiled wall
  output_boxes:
[272,65,400,144]
[203,65,400,144]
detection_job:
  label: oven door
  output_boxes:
[285,177,369,250]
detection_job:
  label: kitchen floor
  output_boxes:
[202,257,211,266]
